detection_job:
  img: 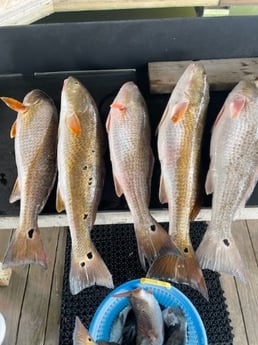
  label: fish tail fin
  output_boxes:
[3,227,48,269]
[69,243,114,295]
[196,229,246,282]
[134,219,182,271]
[147,242,208,300]
[73,317,94,345]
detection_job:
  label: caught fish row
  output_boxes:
[73,287,187,345]
[1,62,258,298]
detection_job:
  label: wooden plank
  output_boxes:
[44,227,67,345]
[148,58,258,94]
[247,219,258,264]
[53,0,219,12]
[1,207,258,229]
[233,220,258,345]
[15,228,59,345]
[0,0,53,26]
[0,229,29,345]
[220,0,258,5]
[220,274,248,345]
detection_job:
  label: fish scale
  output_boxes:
[147,63,209,300]
[197,80,258,281]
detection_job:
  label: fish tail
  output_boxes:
[3,227,48,269]
[69,244,114,295]
[147,243,208,300]
[196,228,246,282]
[134,220,182,271]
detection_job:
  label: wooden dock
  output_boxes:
[0,220,257,344]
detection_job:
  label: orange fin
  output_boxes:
[0,97,27,112]
[171,101,189,123]
[3,227,48,269]
[113,175,123,198]
[230,95,246,118]
[69,242,113,295]
[73,317,96,345]
[147,243,208,300]
[56,185,65,213]
[110,102,126,112]
[66,113,81,136]
[10,119,17,138]
[9,178,21,203]
[159,175,168,204]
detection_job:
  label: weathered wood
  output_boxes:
[1,207,258,229]
[148,58,258,93]
[234,220,258,345]
[247,219,258,264]
[44,227,67,345]
[53,0,219,11]
[220,274,248,345]
[0,229,29,345]
[15,228,59,345]
[221,0,258,4]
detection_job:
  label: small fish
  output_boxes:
[73,317,118,345]
[147,63,209,299]
[114,287,164,345]
[106,81,181,271]
[163,307,187,345]
[196,80,258,281]
[57,76,113,294]
[1,90,58,268]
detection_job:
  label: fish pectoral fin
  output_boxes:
[10,119,17,138]
[205,167,214,195]
[171,101,189,123]
[9,178,21,203]
[230,95,246,118]
[159,176,168,204]
[66,112,81,136]
[0,97,27,112]
[110,102,126,112]
[56,186,65,213]
[113,175,123,197]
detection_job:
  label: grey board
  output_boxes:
[0,17,258,215]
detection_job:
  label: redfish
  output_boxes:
[196,80,258,281]
[57,76,113,294]
[106,81,181,271]
[147,63,209,299]
[1,90,58,269]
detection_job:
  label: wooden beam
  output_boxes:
[53,0,219,12]
[0,0,54,26]
[148,57,258,93]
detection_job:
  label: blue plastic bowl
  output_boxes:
[89,278,207,345]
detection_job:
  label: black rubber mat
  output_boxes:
[59,221,234,345]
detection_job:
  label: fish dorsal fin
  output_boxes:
[56,185,65,213]
[113,175,123,198]
[171,101,189,123]
[230,95,246,118]
[9,178,21,203]
[0,97,27,112]
[10,119,17,138]
[159,175,168,204]
[73,317,96,345]
[66,112,81,136]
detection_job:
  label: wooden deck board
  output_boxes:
[1,221,258,344]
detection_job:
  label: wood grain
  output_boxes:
[148,58,258,93]
[44,227,67,345]
[15,228,59,345]
[234,220,258,345]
